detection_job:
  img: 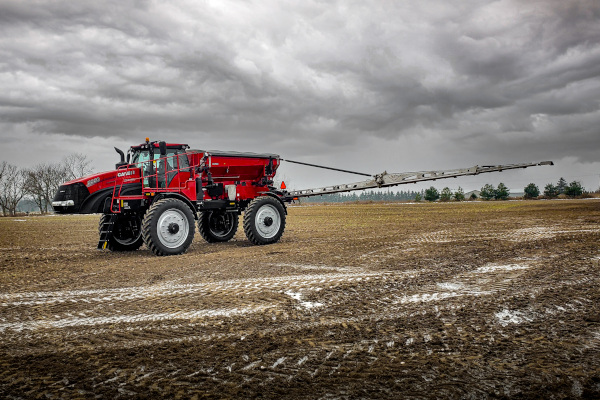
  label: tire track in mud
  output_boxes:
[358,224,600,267]
[0,271,382,306]
[2,255,597,360]
[0,306,273,332]
[61,281,596,386]
[3,283,592,360]
[218,272,599,385]
[403,225,600,246]
[2,222,598,355]
[0,268,414,352]
[0,270,393,324]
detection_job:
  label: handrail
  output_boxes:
[111,151,201,212]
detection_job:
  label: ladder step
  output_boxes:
[97,215,117,250]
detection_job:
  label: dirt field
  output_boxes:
[1,199,599,399]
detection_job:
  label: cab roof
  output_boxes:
[130,142,188,151]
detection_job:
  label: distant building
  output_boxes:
[465,190,480,199]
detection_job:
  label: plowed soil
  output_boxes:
[1,200,600,399]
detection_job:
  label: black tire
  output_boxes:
[142,198,195,256]
[98,213,144,251]
[198,211,239,243]
[243,196,286,245]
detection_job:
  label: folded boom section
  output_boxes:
[284,161,554,199]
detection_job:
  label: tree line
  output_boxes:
[301,176,589,204]
[0,154,93,216]
[420,177,587,202]
[422,186,469,202]
[523,177,585,199]
[304,189,425,203]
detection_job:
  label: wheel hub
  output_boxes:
[168,223,180,234]
[157,209,189,248]
[255,204,280,239]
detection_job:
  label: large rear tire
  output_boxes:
[98,213,143,251]
[198,211,238,243]
[243,196,286,245]
[142,198,195,256]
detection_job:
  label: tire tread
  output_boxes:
[198,211,238,243]
[99,213,143,252]
[142,198,195,256]
[243,196,286,245]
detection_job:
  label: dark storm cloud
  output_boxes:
[0,0,599,177]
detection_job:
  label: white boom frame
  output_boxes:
[285,161,553,199]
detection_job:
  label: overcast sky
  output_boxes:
[1,0,599,192]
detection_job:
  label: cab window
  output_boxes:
[132,149,189,170]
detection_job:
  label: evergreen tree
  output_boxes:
[564,181,584,197]
[544,183,559,198]
[414,193,422,202]
[424,186,440,202]
[454,187,465,201]
[440,187,453,202]
[495,183,510,200]
[524,183,539,199]
[556,177,567,194]
[480,184,495,200]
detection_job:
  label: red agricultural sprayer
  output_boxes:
[52,139,553,256]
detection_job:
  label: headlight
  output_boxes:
[51,200,75,207]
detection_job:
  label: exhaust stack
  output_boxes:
[114,147,127,169]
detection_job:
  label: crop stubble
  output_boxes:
[1,200,600,398]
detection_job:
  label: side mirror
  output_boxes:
[159,141,167,156]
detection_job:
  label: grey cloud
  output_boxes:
[0,0,599,184]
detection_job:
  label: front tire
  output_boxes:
[198,211,239,243]
[98,213,143,251]
[142,198,195,256]
[243,196,286,245]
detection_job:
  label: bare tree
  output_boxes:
[0,164,26,216]
[0,161,6,182]
[46,164,67,212]
[63,153,93,181]
[0,162,10,216]
[0,154,93,215]
[0,162,5,216]
[23,168,44,213]
[23,163,69,214]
